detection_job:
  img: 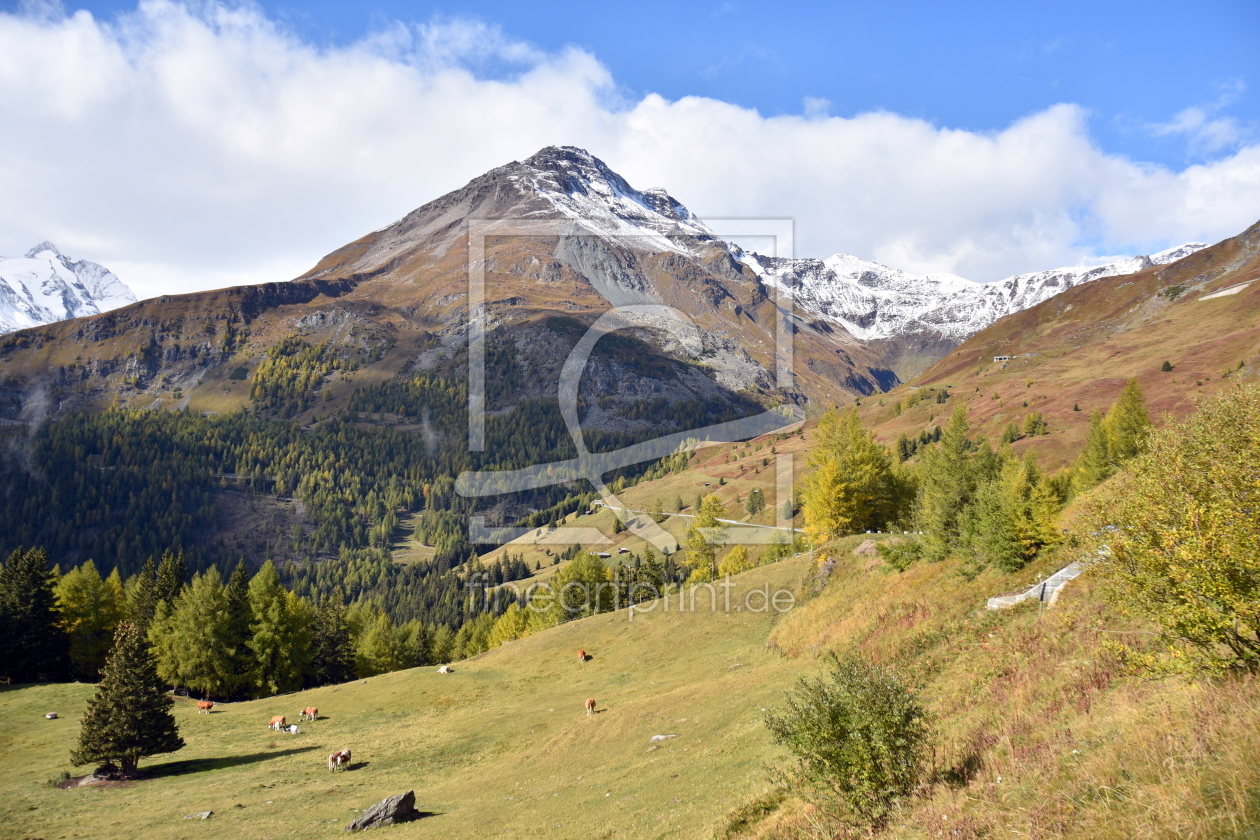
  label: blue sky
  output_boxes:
[36,0,1257,167]
[1,0,1258,296]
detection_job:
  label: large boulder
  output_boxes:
[345,790,420,832]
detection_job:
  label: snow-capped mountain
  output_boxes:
[0,242,136,334]
[469,147,1208,345]
[739,242,1207,341]
[505,146,717,251]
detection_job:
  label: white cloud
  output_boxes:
[0,1,1257,297]
[1149,81,1252,157]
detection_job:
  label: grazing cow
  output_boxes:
[437,664,451,674]
[286,724,300,734]
[585,698,596,716]
[268,715,287,731]
[328,749,351,772]
[577,649,587,663]
[299,707,318,721]
[197,701,215,714]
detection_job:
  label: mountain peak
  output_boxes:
[1,245,136,334]
[506,146,712,246]
[24,240,65,260]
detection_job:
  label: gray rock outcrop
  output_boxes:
[345,790,420,832]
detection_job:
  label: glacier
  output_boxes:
[0,243,136,334]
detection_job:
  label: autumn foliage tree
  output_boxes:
[1085,386,1260,672]
[801,408,902,546]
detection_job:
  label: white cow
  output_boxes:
[437,664,451,674]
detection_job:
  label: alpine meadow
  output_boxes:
[2,4,1260,839]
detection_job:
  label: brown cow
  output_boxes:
[268,715,287,730]
[585,698,596,716]
[196,701,215,714]
[299,707,318,721]
[327,748,351,772]
[577,649,587,663]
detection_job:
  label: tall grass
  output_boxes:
[736,543,1260,839]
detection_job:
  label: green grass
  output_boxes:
[0,558,813,840]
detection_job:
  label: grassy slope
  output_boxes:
[858,220,1260,470]
[6,509,1260,840]
[745,538,1260,840]
[1,558,814,840]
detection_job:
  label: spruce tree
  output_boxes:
[310,594,355,686]
[0,547,70,683]
[153,551,187,609]
[222,560,254,699]
[411,622,434,667]
[126,558,158,630]
[72,621,184,776]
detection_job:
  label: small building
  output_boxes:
[617,546,629,554]
[597,552,612,559]
[993,355,1013,363]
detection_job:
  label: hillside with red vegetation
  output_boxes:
[860,219,1260,469]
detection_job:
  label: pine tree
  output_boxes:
[685,496,727,580]
[1105,378,1152,463]
[55,560,127,681]
[1072,410,1113,494]
[802,408,900,546]
[745,488,766,517]
[153,551,187,611]
[967,453,1061,573]
[71,621,184,776]
[488,603,527,647]
[913,405,975,561]
[718,545,752,577]
[309,594,355,686]
[126,558,158,630]
[429,624,456,665]
[411,622,434,667]
[149,567,233,699]
[247,561,312,696]
[0,547,70,683]
[356,613,398,677]
[222,560,253,699]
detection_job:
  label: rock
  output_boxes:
[650,734,678,742]
[184,811,212,820]
[344,790,420,832]
[45,712,58,719]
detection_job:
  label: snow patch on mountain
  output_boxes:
[510,147,717,253]
[509,148,1208,343]
[743,242,1208,341]
[0,243,136,334]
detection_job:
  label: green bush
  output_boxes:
[765,652,930,828]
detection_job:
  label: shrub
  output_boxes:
[765,652,930,829]
[1084,386,1260,672]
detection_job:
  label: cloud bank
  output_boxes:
[1,1,1257,299]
